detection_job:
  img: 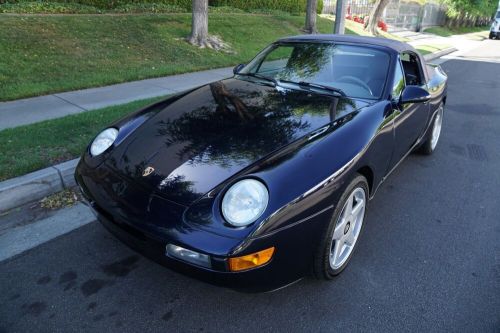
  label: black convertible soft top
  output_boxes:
[278,34,416,54]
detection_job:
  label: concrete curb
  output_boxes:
[423,47,457,62]
[0,158,80,213]
[0,202,94,262]
[0,48,455,213]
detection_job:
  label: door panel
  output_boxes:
[391,101,427,163]
[389,53,430,168]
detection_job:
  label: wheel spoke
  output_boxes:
[345,193,354,217]
[332,216,346,240]
[330,240,344,266]
[351,199,364,218]
[431,107,443,150]
[345,228,355,246]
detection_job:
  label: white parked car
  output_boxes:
[490,10,500,39]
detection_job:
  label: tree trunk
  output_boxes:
[305,0,318,34]
[188,0,208,47]
[446,16,454,28]
[455,13,463,28]
[365,0,390,36]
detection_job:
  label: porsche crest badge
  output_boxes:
[142,166,155,177]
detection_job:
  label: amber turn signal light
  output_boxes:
[228,247,275,272]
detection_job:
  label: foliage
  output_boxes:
[1,0,324,13]
[442,0,497,19]
[0,1,102,13]
[208,6,245,14]
[209,0,323,14]
[377,19,387,32]
[113,3,186,13]
[59,0,192,10]
[40,189,80,210]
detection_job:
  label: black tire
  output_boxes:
[489,32,496,40]
[313,174,369,280]
[417,102,444,155]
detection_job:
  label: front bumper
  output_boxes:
[75,159,330,292]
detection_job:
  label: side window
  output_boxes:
[392,60,405,100]
[400,52,423,86]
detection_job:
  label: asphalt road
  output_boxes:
[1,40,499,333]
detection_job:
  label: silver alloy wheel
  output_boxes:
[329,187,366,270]
[431,105,444,150]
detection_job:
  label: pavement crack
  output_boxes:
[52,94,88,112]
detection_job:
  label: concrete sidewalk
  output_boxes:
[0,66,233,131]
[394,28,488,52]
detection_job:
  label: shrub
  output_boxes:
[0,1,102,13]
[209,0,323,14]
[317,0,323,14]
[69,0,192,10]
[378,19,388,32]
[2,0,324,14]
[208,5,245,14]
[113,3,186,13]
[1,0,192,10]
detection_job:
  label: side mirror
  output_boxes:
[233,64,245,75]
[400,86,431,104]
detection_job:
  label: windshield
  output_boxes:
[496,11,500,19]
[239,42,390,99]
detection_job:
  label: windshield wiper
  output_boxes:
[238,73,277,86]
[279,79,346,97]
[297,81,346,97]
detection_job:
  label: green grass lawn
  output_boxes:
[0,97,163,181]
[424,25,489,37]
[0,13,352,101]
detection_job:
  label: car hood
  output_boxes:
[105,78,370,206]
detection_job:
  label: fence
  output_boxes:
[322,0,447,32]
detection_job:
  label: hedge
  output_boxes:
[58,0,192,10]
[210,0,323,14]
[2,0,323,13]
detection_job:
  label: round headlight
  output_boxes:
[90,128,118,156]
[221,179,269,227]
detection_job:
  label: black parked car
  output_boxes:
[75,35,448,291]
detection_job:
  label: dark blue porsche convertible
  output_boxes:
[75,35,447,291]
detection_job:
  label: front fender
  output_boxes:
[251,101,393,238]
